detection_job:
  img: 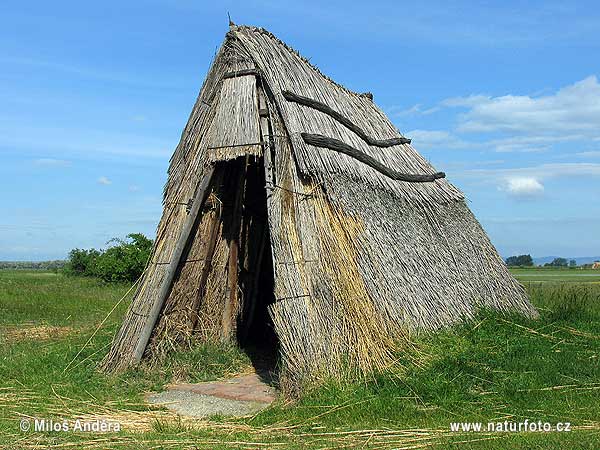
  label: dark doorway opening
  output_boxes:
[234,156,279,381]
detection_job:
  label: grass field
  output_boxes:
[0,269,599,448]
[510,267,600,283]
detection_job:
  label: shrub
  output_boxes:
[64,248,101,276]
[64,233,153,282]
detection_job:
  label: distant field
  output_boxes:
[511,267,600,283]
[1,270,599,448]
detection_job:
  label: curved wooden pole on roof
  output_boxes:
[300,133,445,183]
[282,90,411,147]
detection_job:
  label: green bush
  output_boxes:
[64,233,153,282]
[64,248,101,276]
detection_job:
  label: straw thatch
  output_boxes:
[101,25,537,388]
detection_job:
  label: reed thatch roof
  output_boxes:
[102,25,537,390]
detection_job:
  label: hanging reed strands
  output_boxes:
[101,26,536,393]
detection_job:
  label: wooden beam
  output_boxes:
[190,195,222,332]
[300,133,445,182]
[258,84,276,192]
[282,90,410,146]
[222,68,260,80]
[132,165,215,364]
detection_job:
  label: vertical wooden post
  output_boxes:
[190,195,222,332]
[238,84,275,341]
[132,165,215,364]
[258,85,276,191]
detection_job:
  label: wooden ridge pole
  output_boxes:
[132,165,215,364]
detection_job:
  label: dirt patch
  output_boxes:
[1,324,73,342]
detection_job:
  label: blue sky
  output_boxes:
[1,0,599,260]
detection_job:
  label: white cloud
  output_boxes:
[33,158,71,167]
[487,135,579,153]
[509,163,600,179]
[128,185,140,192]
[444,76,600,135]
[387,104,440,117]
[97,176,112,185]
[401,77,600,156]
[405,129,470,150]
[502,177,544,198]
[460,163,600,198]
[441,95,490,108]
[408,129,451,143]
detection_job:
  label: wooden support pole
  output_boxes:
[132,165,215,364]
[237,82,276,342]
[258,84,276,194]
[190,196,222,332]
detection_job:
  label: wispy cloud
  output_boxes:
[399,77,600,157]
[32,158,71,167]
[0,123,173,162]
[467,162,600,180]
[446,76,600,135]
[232,1,600,47]
[441,95,490,108]
[486,135,585,153]
[405,129,471,150]
[398,128,591,154]
[0,56,186,91]
[461,162,600,198]
[575,150,600,158]
[97,176,112,185]
[387,104,440,117]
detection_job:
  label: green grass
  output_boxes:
[1,270,599,448]
[510,267,600,283]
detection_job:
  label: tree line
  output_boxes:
[505,254,577,268]
[0,260,66,271]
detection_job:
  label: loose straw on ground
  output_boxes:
[63,271,145,373]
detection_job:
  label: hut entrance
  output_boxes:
[219,156,278,373]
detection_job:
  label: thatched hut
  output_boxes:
[102,25,536,387]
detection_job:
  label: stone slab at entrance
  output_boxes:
[146,372,277,418]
